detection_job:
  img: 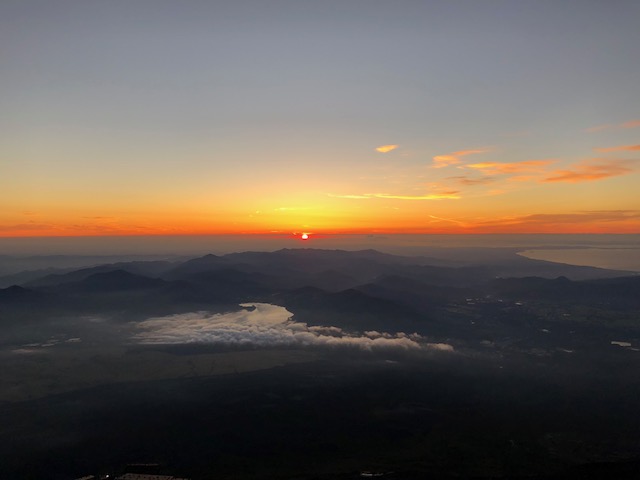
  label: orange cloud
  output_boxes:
[594,144,640,153]
[544,159,635,183]
[328,194,371,199]
[587,119,640,132]
[432,155,461,167]
[0,223,60,233]
[447,175,496,186]
[372,192,460,200]
[470,210,640,233]
[375,144,399,153]
[622,120,640,128]
[329,191,460,200]
[432,148,488,168]
[427,214,467,226]
[466,159,556,175]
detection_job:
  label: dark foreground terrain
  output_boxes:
[2,349,640,480]
[1,247,639,479]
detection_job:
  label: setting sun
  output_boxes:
[301,233,309,240]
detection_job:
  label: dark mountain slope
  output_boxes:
[272,286,429,333]
[356,274,473,313]
[25,261,174,288]
[488,275,640,309]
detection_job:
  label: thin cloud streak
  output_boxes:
[327,194,372,199]
[468,210,640,233]
[544,159,636,183]
[466,159,556,175]
[329,192,460,200]
[428,214,466,226]
[594,144,640,153]
[587,119,640,132]
[432,148,489,168]
[447,175,496,186]
[371,192,461,200]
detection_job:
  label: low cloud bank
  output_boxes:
[132,303,452,353]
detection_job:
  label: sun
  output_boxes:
[301,233,309,240]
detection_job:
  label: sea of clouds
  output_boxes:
[132,303,453,353]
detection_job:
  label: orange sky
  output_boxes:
[2,2,639,237]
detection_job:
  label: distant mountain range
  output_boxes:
[1,248,638,336]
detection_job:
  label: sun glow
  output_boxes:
[301,233,309,240]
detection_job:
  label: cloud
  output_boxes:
[587,119,640,132]
[543,159,636,183]
[622,120,640,128]
[0,219,159,236]
[376,144,399,153]
[466,159,556,175]
[476,210,640,229]
[594,144,640,153]
[447,175,496,186]
[329,192,460,200]
[427,214,467,226]
[0,222,60,232]
[328,194,372,199]
[432,155,461,168]
[132,303,449,353]
[369,192,460,200]
[425,343,455,352]
[274,207,312,212]
[432,148,488,168]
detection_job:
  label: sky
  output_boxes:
[1,0,639,236]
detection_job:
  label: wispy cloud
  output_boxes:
[447,175,496,186]
[375,144,399,153]
[427,214,466,226]
[587,119,640,132]
[466,159,556,175]
[329,191,460,200]
[370,192,460,200]
[622,120,640,128]
[543,159,636,183]
[594,144,640,153]
[274,207,312,212]
[0,222,60,233]
[0,219,159,236]
[477,210,640,230]
[432,148,488,168]
[328,193,372,199]
[432,155,461,168]
[521,210,640,224]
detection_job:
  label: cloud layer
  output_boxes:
[132,303,448,353]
